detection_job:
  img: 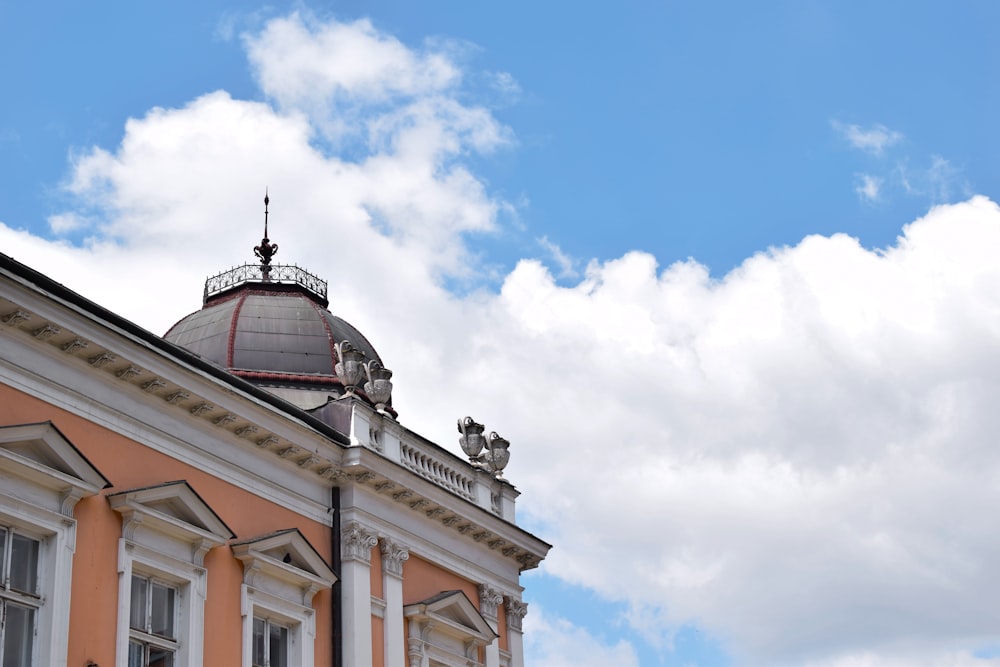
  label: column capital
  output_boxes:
[341,521,378,563]
[478,583,504,620]
[504,597,528,632]
[379,537,410,578]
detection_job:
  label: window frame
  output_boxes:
[109,481,233,667]
[127,573,181,666]
[0,525,44,667]
[232,529,337,667]
[0,421,110,667]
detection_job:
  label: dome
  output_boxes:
[166,196,394,415]
[165,264,393,414]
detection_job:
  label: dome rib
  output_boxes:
[226,290,248,370]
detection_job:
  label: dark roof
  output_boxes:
[164,287,382,381]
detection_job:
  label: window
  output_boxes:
[128,574,178,667]
[109,481,233,667]
[252,616,288,667]
[0,527,41,667]
[231,529,336,667]
[0,421,109,667]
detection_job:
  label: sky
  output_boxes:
[3,2,1000,665]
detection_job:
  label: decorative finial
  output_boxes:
[254,189,278,271]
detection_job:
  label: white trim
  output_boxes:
[0,421,106,667]
[115,538,206,667]
[240,584,314,667]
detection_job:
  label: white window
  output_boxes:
[0,527,41,667]
[232,529,337,667]
[0,422,109,667]
[109,481,233,667]
[127,574,178,667]
[252,615,289,667]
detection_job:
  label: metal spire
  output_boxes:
[254,189,278,269]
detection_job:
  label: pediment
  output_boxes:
[108,480,234,543]
[231,528,337,593]
[0,421,110,493]
[404,590,498,643]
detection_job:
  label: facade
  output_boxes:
[0,213,549,666]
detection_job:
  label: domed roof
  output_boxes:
[164,196,393,414]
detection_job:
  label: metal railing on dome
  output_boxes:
[203,264,328,302]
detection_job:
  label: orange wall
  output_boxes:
[401,553,478,606]
[0,384,334,667]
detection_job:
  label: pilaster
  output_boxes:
[505,596,528,667]
[478,583,504,667]
[341,521,378,667]
[380,537,409,667]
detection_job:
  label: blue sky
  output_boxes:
[4,2,1000,666]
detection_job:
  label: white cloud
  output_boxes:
[833,121,903,156]
[6,12,1000,667]
[537,235,578,278]
[855,173,882,202]
[523,607,640,667]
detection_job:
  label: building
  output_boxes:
[0,201,550,666]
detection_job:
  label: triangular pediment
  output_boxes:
[108,480,234,543]
[404,590,498,643]
[231,528,337,591]
[0,421,110,492]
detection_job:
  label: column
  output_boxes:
[380,537,410,667]
[505,597,529,667]
[341,521,378,667]
[478,583,504,667]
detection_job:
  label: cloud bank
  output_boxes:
[4,11,1000,666]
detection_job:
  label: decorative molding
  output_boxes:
[164,391,190,405]
[501,547,518,558]
[297,455,320,468]
[256,435,279,448]
[456,524,476,535]
[61,338,89,354]
[487,539,507,550]
[341,522,378,564]
[189,402,214,416]
[441,515,461,527]
[117,365,142,380]
[88,352,116,367]
[141,378,167,393]
[472,531,492,543]
[505,598,528,632]
[277,446,301,459]
[2,309,31,326]
[234,424,258,438]
[379,538,410,578]
[408,499,429,511]
[354,471,377,483]
[33,324,60,340]
[392,489,413,502]
[478,583,504,620]
[374,481,395,493]
[425,507,446,519]
[212,413,237,426]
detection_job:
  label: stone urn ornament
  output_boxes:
[334,341,365,396]
[364,360,393,413]
[457,416,486,461]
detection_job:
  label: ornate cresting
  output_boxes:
[202,192,327,303]
[458,416,511,479]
